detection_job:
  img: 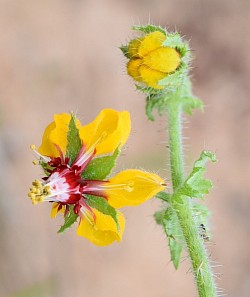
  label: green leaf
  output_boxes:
[66,114,82,165]
[182,96,203,115]
[57,205,78,233]
[160,207,184,269]
[181,151,217,199]
[192,203,210,221]
[155,191,171,203]
[154,209,165,225]
[82,147,120,180]
[87,195,120,231]
[169,236,183,269]
[177,76,203,115]
[193,203,211,241]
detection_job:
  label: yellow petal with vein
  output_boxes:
[77,209,125,246]
[39,114,81,158]
[127,38,143,58]
[143,47,181,73]
[79,109,131,156]
[138,31,166,57]
[127,59,143,82]
[106,169,166,208]
[139,65,166,89]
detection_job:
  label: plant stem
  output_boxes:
[167,101,217,297]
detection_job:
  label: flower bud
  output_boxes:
[121,25,189,90]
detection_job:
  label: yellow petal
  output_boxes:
[127,59,143,82]
[77,209,125,246]
[138,31,166,57]
[127,38,143,58]
[38,114,81,158]
[79,109,131,156]
[50,203,65,218]
[106,169,166,208]
[139,65,166,89]
[143,47,181,73]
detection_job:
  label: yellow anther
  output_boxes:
[32,160,39,165]
[28,179,50,205]
[30,193,45,204]
[31,199,39,205]
[35,188,42,195]
[38,195,45,202]
[32,180,42,187]
[43,185,51,195]
[30,144,36,150]
[28,192,36,199]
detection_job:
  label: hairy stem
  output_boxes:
[167,101,217,297]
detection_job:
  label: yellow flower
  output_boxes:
[28,109,166,246]
[125,31,181,89]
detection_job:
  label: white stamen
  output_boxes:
[87,181,134,193]
[74,132,107,167]
[30,144,51,163]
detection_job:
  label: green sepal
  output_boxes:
[57,205,78,233]
[145,73,203,121]
[137,84,162,96]
[155,207,184,269]
[66,114,82,166]
[82,147,120,180]
[146,94,166,121]
[163,32,182,47]
[162,33,189,58]
[86,195,120,231]
[40,161,53,176]
[158,63,187,89]
[132,24,166,35]
[181,151,217,199]
[155,191,171,203]
[120,45,130,59]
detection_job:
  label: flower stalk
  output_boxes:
[167,98,217,296]
[121,24,219,296]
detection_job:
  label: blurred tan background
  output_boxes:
[0,0,250,296]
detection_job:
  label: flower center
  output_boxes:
[28,166,82,205]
